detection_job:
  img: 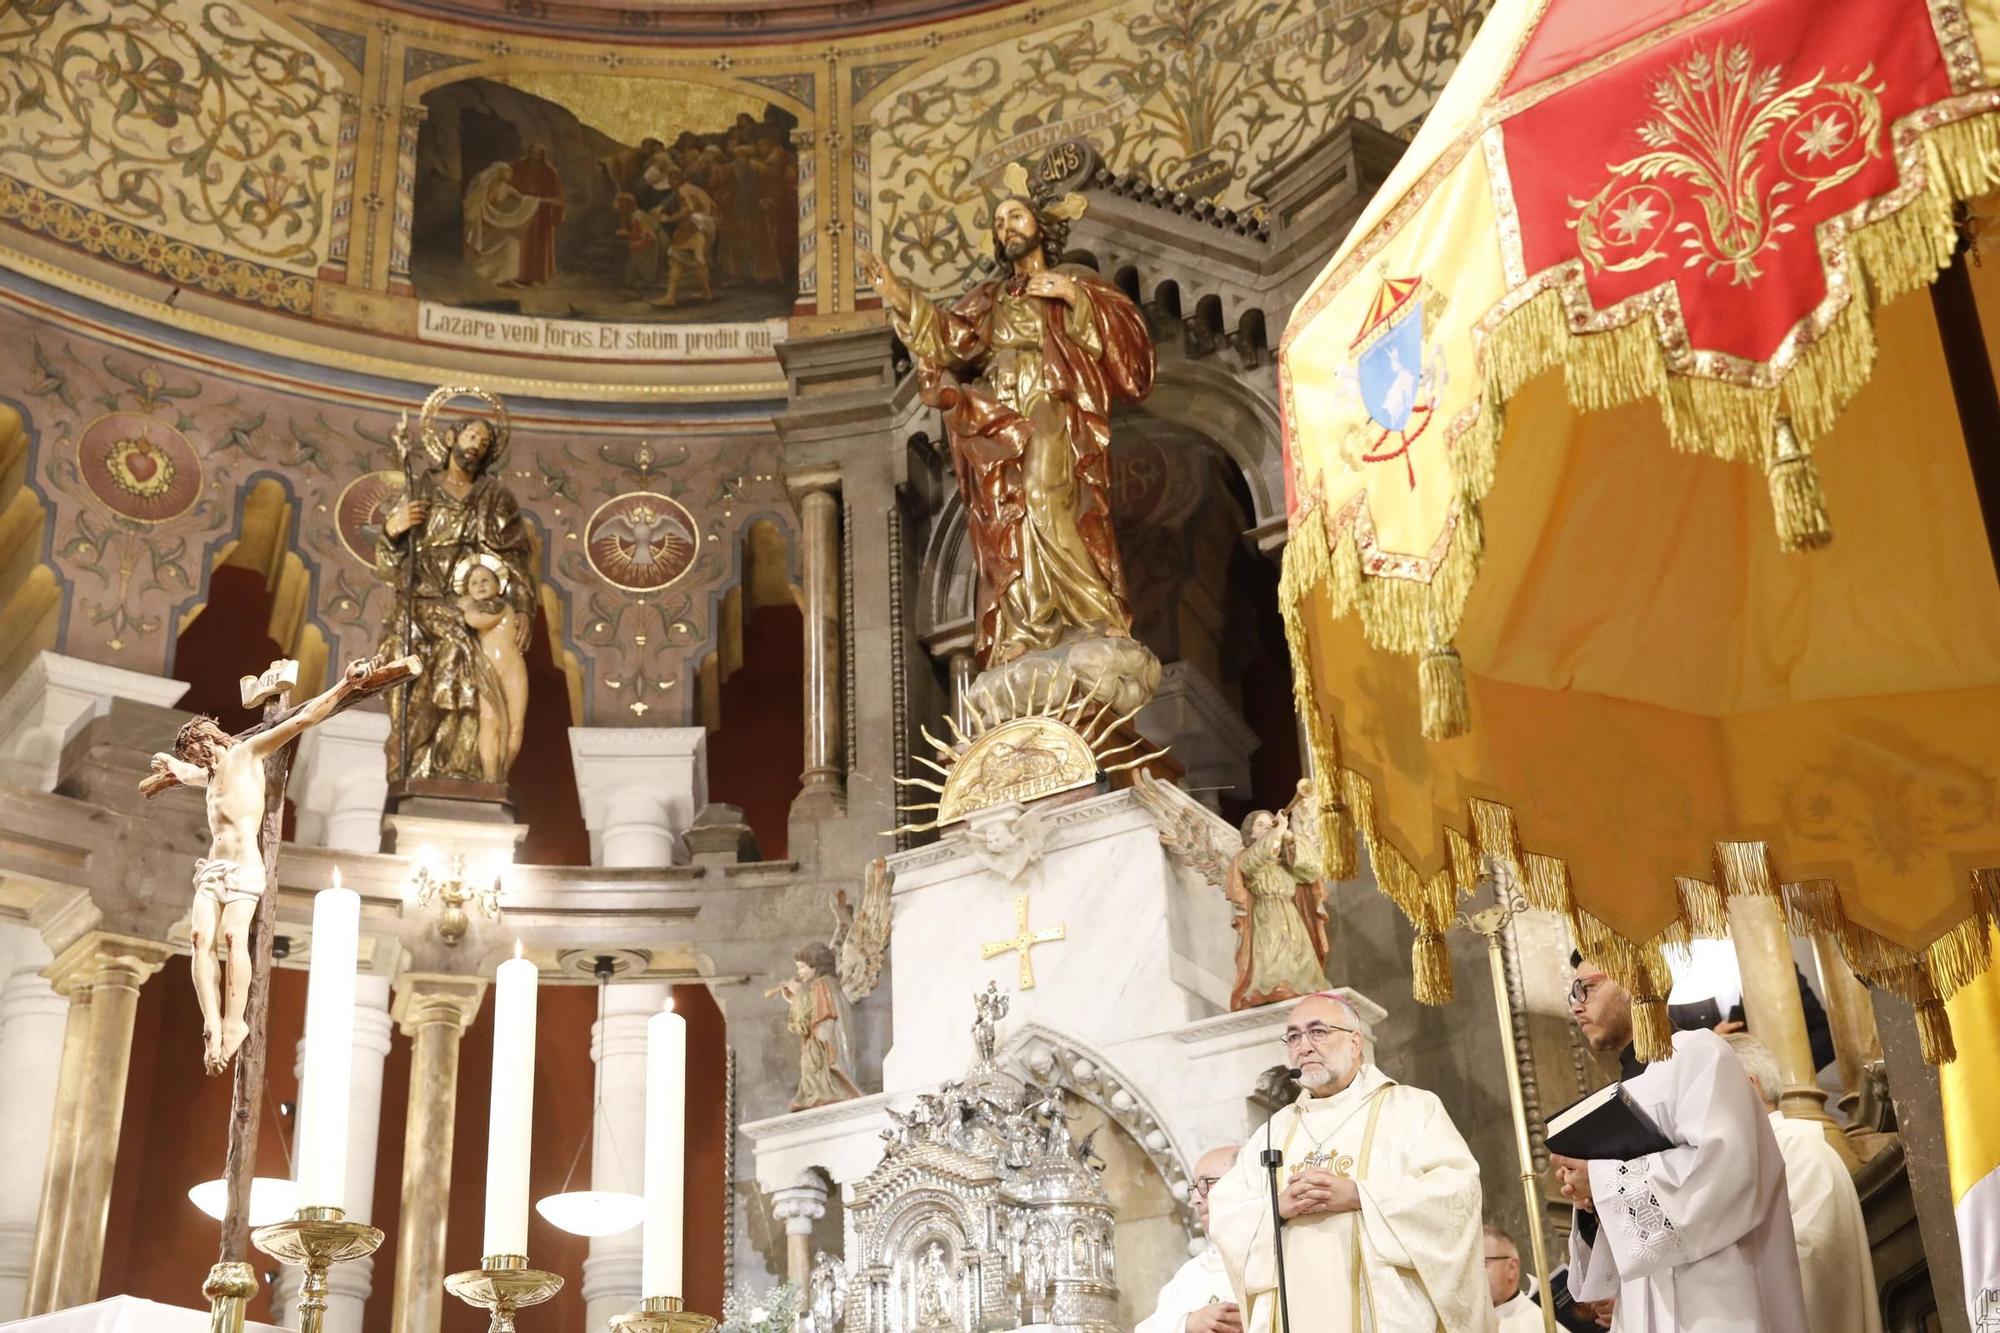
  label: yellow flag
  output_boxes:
[1941,924,2000,1328]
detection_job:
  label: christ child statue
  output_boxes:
[149,658,374,1073]
[456,560,528,781]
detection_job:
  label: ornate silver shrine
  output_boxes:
[829,984,1118,1333]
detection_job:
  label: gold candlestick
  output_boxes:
[251,1206,385,1333]
[203,1260,259,1333]
[611,1295,721,1333]
[446,1253,565,1333]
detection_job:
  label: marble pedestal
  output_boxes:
[744,785,1381,1201]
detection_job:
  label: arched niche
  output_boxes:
[172,474,331,698]
[0,400,60,688]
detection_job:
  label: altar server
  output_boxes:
[1486,1224,1542,1332]
[1552,954,1809,1331]
[1724,1034,1881,1333]
[1139,1145,1242,1333]
[1208,992,1490,1333]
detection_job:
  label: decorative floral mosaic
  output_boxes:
[0,0,343,276]
[870,0,1488,292]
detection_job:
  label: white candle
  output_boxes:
[483,943,539,1260]
[296,874,360,1212]
[641,998,687,1299]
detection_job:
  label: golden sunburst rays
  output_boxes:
[888,670,1170,835]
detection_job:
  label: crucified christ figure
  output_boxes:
[149,657,383,1073]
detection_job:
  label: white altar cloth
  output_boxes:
[1,1296,285,1331]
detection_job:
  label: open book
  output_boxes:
[1545,1083,1674,1160]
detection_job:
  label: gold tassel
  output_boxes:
[1412,926,1453,1005]
[1419,639,1469,740]
[1321,800,1358,881]
[1766,418,1833,552]
[1916,999,1957,1064]
[1632,993,1674,1064]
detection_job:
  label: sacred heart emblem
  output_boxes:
[79,412,201,522]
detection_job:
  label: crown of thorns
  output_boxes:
[174,714,223,757]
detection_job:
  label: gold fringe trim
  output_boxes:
[1766,419,1832,552]
[1322,800,1359,882]
[1419,640,1470,740]
[1336,766,1463,1005]
[1916,998,1957,1065]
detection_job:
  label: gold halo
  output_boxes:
[452,551,512,597]
[416,386,510,468]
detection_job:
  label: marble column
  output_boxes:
[770,1177,828,1296]
[582,983,668,1332]
[389,974,487,1333]
[292,710,393,853]
[568,729,709,867]
[1727,893,1857,1164]
[0,931,64,1321]
[0,651,189,791]
[26,933,172,1313]
[273,976,395,1333]
[795,483,846,815]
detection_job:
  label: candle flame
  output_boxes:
[514,939,525,961]
[663,995,677,1014]
[330,865,343,890]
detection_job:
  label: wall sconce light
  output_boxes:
[410,848,503,945]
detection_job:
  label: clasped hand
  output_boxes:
[1550,1153,1596,1212]
[1277,1168,1358,1220]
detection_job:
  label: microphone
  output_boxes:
[1261,1071,1296,1333]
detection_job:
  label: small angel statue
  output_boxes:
[770,858,893,1111]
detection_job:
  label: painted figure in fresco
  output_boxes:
[651,171,719,309]
[614,192,666,287]
[379,395,537,785]
[1225,780,1330,1009]
[456,557,529,784]
[508,143,566,286]
[776,941,862,1111]
[149,658,377,1074]
[461,163,543,288]
[861,165,1155,667]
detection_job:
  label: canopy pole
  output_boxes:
[1928,242,2000,579]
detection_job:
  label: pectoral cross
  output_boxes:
[1290,1149,1355,1180]
[980,893,1065,990]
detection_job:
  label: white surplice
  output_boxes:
[1567,1029,1809,1332]
[1768,1112,1881,1333]
[1137,1245,1233,1333]
[1493,1291,1541,1333]
[1208,1064,1491,1333]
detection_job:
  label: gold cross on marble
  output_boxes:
[980,893,1065,990]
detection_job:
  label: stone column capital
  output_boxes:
[568,728,709,867]
[0,652,189,791]
[42,932,174,997]
[785,467,843,500]
[771,1178,829,1233]
[390,973,487,1036]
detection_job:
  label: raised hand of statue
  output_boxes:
[858,248,911,319]
[384,496,430,539]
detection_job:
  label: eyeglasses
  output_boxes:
[1192,1176,1223,1200]
[1279,1023,1358,1051]
[1568,975,1608,1007]
[1483,1255,1515,1265]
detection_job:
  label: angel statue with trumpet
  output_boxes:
[861,161,1156,671]
[770,857,893,1111]
[377,386,538,786]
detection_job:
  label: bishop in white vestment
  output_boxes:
[1556,957,1810,1332]
[1139,1146,1245,1333]
[1724,1035,1882,1333]
[1208,994,1490,1333]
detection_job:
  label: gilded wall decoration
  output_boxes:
[411,75,800,326]
[869,0,1488,291]
[4,298,793,723]
[0,0,343,274]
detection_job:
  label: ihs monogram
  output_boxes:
[1290,1150,1354,1179]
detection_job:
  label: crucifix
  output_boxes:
[980,893,1065,989]
[140,653,417,1286]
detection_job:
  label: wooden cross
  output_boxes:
[141,654,416,1267]
[980,893,1065,990]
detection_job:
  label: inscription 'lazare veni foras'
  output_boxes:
[418,304,783,361]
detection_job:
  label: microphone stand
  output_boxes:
[1260,1066,1301,1333]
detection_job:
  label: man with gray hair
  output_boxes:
[1723,1033,1881,1333]
[1138,1145,1242,1333]
[1207,991,1490,1333]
